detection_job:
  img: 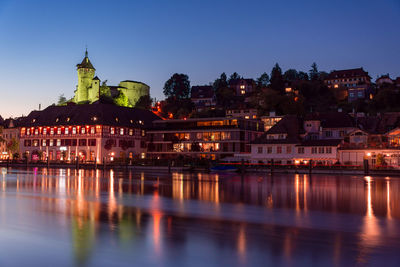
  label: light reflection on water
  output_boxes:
[0,168,400,266]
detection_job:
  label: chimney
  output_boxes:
[39,104,41,111]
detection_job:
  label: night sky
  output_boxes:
[0,0,399,117]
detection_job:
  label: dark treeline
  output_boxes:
[160,63,398,119]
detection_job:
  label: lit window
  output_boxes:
[72,127,76,134]
[240,90,245,95]
[240,85,245,89]
[110,127,115,134]
[50,128,54,135]
[43,128,47,135]
[49,139,54,146]
[42,140,46,147]
[57,128,61,135]
[120,128,124,135]
[56,139,61,146]
[34,128,39,135]
[90,127,95,134]
[81,127,86,134]
[334,84,339,88]
[141,130,145,137]
[129,129,133,136]
[65,128,69,134]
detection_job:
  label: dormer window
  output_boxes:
[66,117,70,122]
[130,120,133,124]
[92,116,97,121]
[115,117,119,122]
[55,118,59,122]
[110,127,115,134]
[32,119,36,123]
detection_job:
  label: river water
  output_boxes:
[0,168,399,266]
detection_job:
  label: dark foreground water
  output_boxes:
[0,168,400,267]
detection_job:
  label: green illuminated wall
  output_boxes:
[73,52,149,107]
[118,81,150,107]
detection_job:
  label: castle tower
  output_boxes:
[75,49,95,103]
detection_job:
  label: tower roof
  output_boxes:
[76,49,95,70]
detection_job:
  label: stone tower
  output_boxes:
[74,49,95,103]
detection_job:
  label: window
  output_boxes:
[81,127,86,134]
[358,91,363,97]
[79,139,87,146]
[49,139,54,146]
[311,147,318,154]
[72,127,76,134]
[240,90,245,95]
[257,147,263,154]
[110,127,115,134]
[34,128,38,135]
[129,129,133,136]
[120,128,124,135]
[298,147,304,154]
[326,147,332,153]
[88,139,96,146]
[90,127,95,134]
[65,128,69,134]
[318,147,324,153]
[267,147,272,154]
[277,146,282,154]
[43,128,47,135]
[325,131,332,137]
[56,139,61,146]
[286,146,292,154]
[42,140,46,147]
[50,128,54,135]
[57,128,61,135]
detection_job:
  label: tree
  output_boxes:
[270,63,284,93]
[114,90,131,107]
[162,97,194,119]
[298,71,309,81]
[283,69,299,82]
[309,62,319,81]
[213,73,228,90]
[58,94,67,105]
[228,72,241,82]
[257,72,269,87]
[163,73,191,99]
[135,95,153,110]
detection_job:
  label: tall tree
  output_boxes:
[297,71,309,81]
[257,72,270,87]
[309,62,319,81]
[163,73,191,99]
[270,63,285,93]
[57,94,67,105]
[283,69,299,82]
[228,72,241,82]
[135,95,153,110]
[213,73,228,90]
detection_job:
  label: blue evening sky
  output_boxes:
[0,0,399,117]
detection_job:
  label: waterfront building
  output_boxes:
[190,86,216,112]
[19,103,160,163]
[0,118,20,159]
[376,74,394,88]
[249,112,357,164]
[324,68,371,101]
[226,105,258,120]
[146,117,264,160]
[73,50,149,107]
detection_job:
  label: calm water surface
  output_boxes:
[0,168,400,266]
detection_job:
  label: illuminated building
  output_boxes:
[146,117,264,160]
[0,118,20,159]
[73,50,150,107]
[190,86,216,112]
[324,68,371,102]
[19,103,160,163]
[229,79,256,97]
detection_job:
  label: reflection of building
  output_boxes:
[19,103,160,163]
[146,117,264,160]
[191,86,216,112]
[73,50,150,107]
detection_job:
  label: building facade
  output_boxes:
[190,85,216,112]
[19,104,160,163]
[146,117,264,160]
[73,50,150,107]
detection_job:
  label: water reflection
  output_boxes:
[0,168,400,266]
